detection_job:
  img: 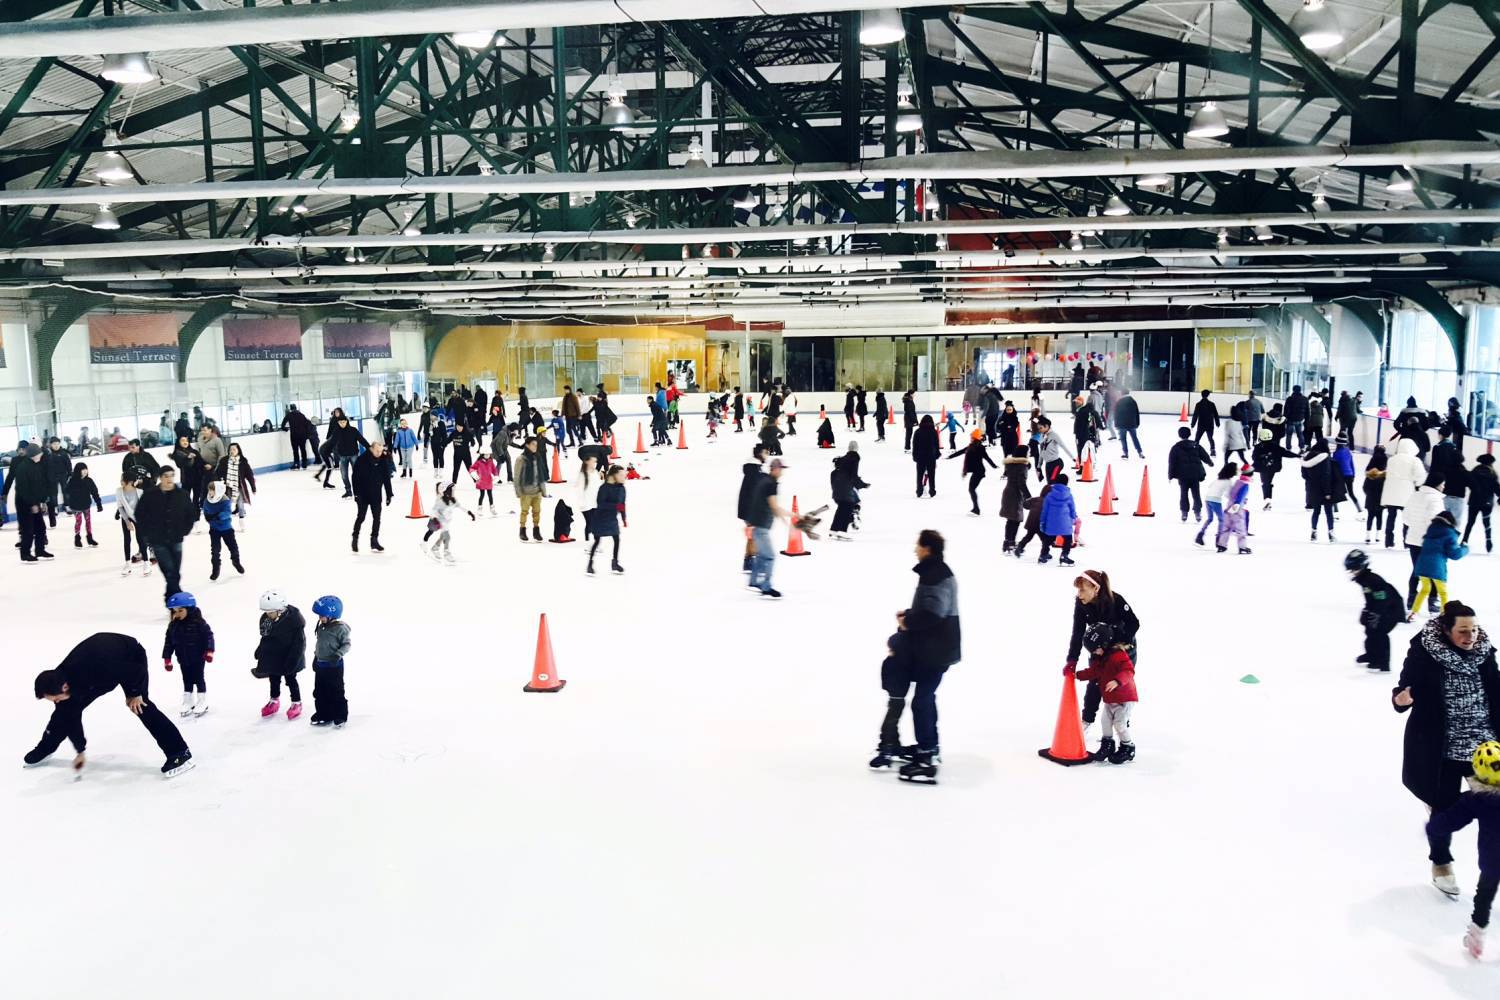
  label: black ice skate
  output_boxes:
[1107,742,1136,765]
[1090,737,1116,763]
[869,743,918,769]
[898,751,939,784]
[161,751,195,778]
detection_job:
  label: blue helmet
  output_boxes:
[166,592,196,609]
[312,595,343,619]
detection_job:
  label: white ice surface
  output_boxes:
[3,414,1498,999]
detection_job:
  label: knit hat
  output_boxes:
[24,443,40,458]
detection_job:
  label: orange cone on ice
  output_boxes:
[940,405,948,426]
[781,496,811,557]
[1038,672,1091,766]
[633,423,648,454]
[608,430,621,460]
[1179,400,1189,422]
[547,445,565,484]
[1132,467,1156,517]
[404,481,427,519]
[676,422,688,449]
[523,614,566,693]
[1095,467,1118,515]
[887,406,895,425]
[1078,453,1096,483]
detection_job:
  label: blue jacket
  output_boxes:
[1414,519,1468,581]
[394,427,418,450]
[1428,790,1500,873]
[549,415,565,439]
[655,389,667,412]
[943,413,959,434]
[1040,483,1078,537]
[163,608,215,666]
[1334,446,1355,477]
[202,496,233,533]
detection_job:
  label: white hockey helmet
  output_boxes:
[258,589,288,612]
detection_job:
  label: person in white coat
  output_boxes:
[1223,408,1249,466]
[783,390,799,437]
[575,453,603,544]
[1381,437,1426,548]
[1403,472,1447,612]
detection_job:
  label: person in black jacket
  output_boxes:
[1113,389,1143,459]
[874,390,889,442]
[902,390,918,451]
[170,434,202,507]
[449,422,475,485]
[1393,602,1500,897]
[1464,454,1496,552]
[12,443,54,562]
[737,445,769,572]
[325,415,368,497]
[830,444,870,538]
[1166,426,1214,521]
[947,429,997,515]
[1064,569,1140,732]
[25,632,192,776]
[855,386,869,431]
[43,437,71,526]
[911,414,940,498]
[1251,428,1300,511]
[121,439,160,487]
[1190,390,1220,456]
[843,384,856,429]
[253,591,308,719]
[281,404,313,469]
[350,441,394,552]
[1345,549,1403,673]
[133,467,197,604]
[1284,386,1309,451]
[63,462,103,547]
[883,530,961,783]
[163,594,215,717]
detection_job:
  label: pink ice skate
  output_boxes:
[286,702,303,721]
[260,698,280,718]
[1465,922,1485,959]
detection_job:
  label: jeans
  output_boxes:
[151,541,183,603]
[911,672,945,752]
[1287,419,1306,450]
[750,526,775,592]
[1196,501,1223,541]
[1310,503,1334,531]
[1444,495,1467,524]
[338,455,355,492]
[1118,427,1142,457]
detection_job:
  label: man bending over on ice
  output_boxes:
[25,632,194,777]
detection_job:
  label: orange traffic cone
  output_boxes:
[1078,453,1096,483]
[1038,672,1092,766]
[781,496,811,557]
[1095,467,1118,515]
[1109,466,1119,501]
[633,423,647,454]
[548,444,565,483]
[608,430,621,460]
[1132,467,1155,517]
[523,614,566,693]
[404,481,427,519]
[676,422,688,449]
[887,406,895,425]
[1179,400,1189,422]
[940,405,948,426]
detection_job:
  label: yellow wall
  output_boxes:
[1196,330,1263,393]
[430,323,708,396]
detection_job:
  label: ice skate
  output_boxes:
[898,751,939,784]
[260,698,280,718]
[287,702,303,721]
[161,751,195,778]
[1433,864,1460,898]
[586,561,596,576]
[1238,547,1252,555]
[1108,742,1136,765]
[869,743,918,769]
[1465,922,1485,959]
[1263,500,1273,511]
[443,551,456,565]
[233,559,245,573]
[143,560,153,576]
[180,692,195,718]
[1090,737,1115,763]
[1059,556,1076,566]
[192,693,208,717]
[120,563,132,577]
[611,561,624,575]
[73,533,81,548]
[210,564,221,581]
[532,525,543,542]
[518,527,527,542]
[1326,529,1336,542]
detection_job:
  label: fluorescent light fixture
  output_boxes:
[860,9,905,45]
[101,52,155,84]
[1386,169,1413,193]
[1187,101,1229,138]
[1254,223,1274,241]
[1103,194,1130,216]
[452,30,503,49]
[1138,170,1172,189]
[91,204,121,231]
[1290,1,1343,52]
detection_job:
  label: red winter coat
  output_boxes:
[471,457,498,490]
[1076,649,1137,703]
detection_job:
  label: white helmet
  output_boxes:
[258,589,288,612]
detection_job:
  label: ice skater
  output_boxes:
[1072,622,1137,763]
[587,464,627,576]
[948,429,996,516]
[1062,570,1140,738]
[115,474,149,575]
[1167,426,1213,522]
[310,595,351,728]
[395,419,419,477]
[1215,466,1253,554]
[424,484,475,563]
[163,591,214,717]
[829,443,869,541]
[217,441,256,529]
[470,448,499,515]
[202,480,245,579]
[1427,741,1500,957]
[253,589,307,720]
[63,462,102,548]
[1464,454,1496,552]
[1344,549,1403,672]
[1409,510,1468,621]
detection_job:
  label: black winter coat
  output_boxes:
[170,445,200,485]
[911,426,939,464]
[163,607,215,665]
[11,457,52,506]
[63,474,101,512]
[280,409,311,437]
[737,462,765,521]
[254,606,308,678]
[330,421,368,458]
[1191,399,1220,431]
[830,453,869,505]
[351,450,393,503]
[121,449,161,486]
[949,441,996,477]
[1065,593,1140,664]
[1112,395,1141,431]
[903,557,961,673]
[26,634,154,757]
[1301,451,1339,509]
[1251,440,1297,477]
[1284,391,1308,423]
[43,448,71,488]
[1470,466,1498,511]
[133,485,197,545]
[1394,625,1500,806]
[999,458,1031,520]
[1354,569,1404,630]
[1167,440,1212,484]
[903,395,917,427]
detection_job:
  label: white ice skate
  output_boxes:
[121,563,133,577]
[443,552,456,565]
[179,693,195,718]
[142,560,153,576]
[1466,922,1485,958]
[192,693,209,717]
[1433,864,1460,898]
[425,545,442,562]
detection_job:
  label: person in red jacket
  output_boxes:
[1073,621,1137,764]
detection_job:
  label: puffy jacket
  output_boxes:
[134,485,197,544]
[1040,483,1078,537]
[1382,438,1425,509]
[1300,449,1337,508]
[202,495,233,533]
[329,420,367,457]
[121,449,161,486]
[394,427,418,451]
[1252,440,1295,477]
[1470,465,1498,511]
[1414,519,1468,581]
[911,425,940,464]
[1284,390,1308,422]
[471,456,498,490]
[1403,485,1445,543]
[1169,439,1213,483]
[43,447,71,487]
[351,450,393,503]
[253,606,307,678]
[999,458,1031,521]
[1111,395,1141,431]
[163,607,215,666]
[903,557,961,672]
[737,462,765,521]
[1075,648,1137,704]
[313,620,352,667]
[63,474,101,512]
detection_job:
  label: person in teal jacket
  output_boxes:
[1410,510,1468,619]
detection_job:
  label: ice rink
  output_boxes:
[5,412,1497,999]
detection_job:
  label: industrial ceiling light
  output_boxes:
[685,137,706,166]
[1081,205,1100,237]
[338,96,360,132]
[1138,170,1172,189]
[934,234,948,251]
[101,52,155,85]
[1187,101,1229,138]
[603,94,636,130]
[860,9,905,45]
[542,242,556,263]
[91,204,121,231]
[624,211,638,228]
[95,150,132,183]
[1386,168,1414,193]
[477,161,495,176]
[1290,0,1343,52]
[452,29,504,49]
[1215,228,1229,253]
[1068,232,1083,252]
[1311,184,1329,212]
[292,200,309,216]
[1254,223,1274,241]
[894,82,922,133]
[731,187,757,210]
[1103,193,1130,216]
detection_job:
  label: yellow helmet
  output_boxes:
[1473,741,1500,787]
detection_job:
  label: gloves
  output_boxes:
[95,502,103,512]
[164,658,173,672]
[204,651,214,663]
[1063,661,1076,677]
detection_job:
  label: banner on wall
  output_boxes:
[323,322,391,360]
[88,314,179,364]
[223,317,303,361]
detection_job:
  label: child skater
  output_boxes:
[470,449,499,516]
[424,483,476,563]
[1427,741,1500,958]
[1343,548,1403,672]
[394,418,418,477]
[64,462,102,548]
[1072,622,1137,763]
[549,410,569,453]
[1215,465,1253,554]
[1409,509,1468,621]
[115,473,149,575]
[201,480,244,579]
[163,591,214,717]
[816,415,835,449]
[942,408,962,451]
[1196,462,1239,547]
[1000,446,1031,554]
[947,429,997,516]
[1037,472,1078,566]
[310,595,351,728]
[587,464,626,576]
[1333,434,1360,513]
[253,589,306,720]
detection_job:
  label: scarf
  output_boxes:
[1421,620,1496,760]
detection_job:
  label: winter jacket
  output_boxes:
[430,498,468,530]
[1190,399,1220,431]
[512,447,549,497]
[1354,569,1405,630]
[593,481,626,536]
[1244,396,1265,423]
[170,445,200,485]
[1414,519,1468,581]
[1432,442,1468,498]
[911,425,940,464]
[202,496,233,533]
[1075,648,1138,704]
[394,427,418,451]
[1300,450,1337,509]
[902,395,917,427]
[471,456,498,491]
[122,449,160,486]
[42,447,71,488]
[999,458,1031,521]
[1111,395,1141,431]
[351,450,394,504]
[1072,405,1101,442]
[63,474,102,512]
[1307,397,1325,435]
[949,441,996,477]
[738,462,766,522]
[1284,390,1308,423]
[1404,485,1445,543]
[134,485,197,545]
[329,421,367,458]
[1470,465,1498,512]
[1394,621,1500,807]
[1168,440,1213,483]
[1251,440,1296,477]
[1428,790,1500,874]
[163,607,215,667]
[281,409,312,437]
[1333,445,1356,478]
[1065,594,1140,664]
[903,557,961,673]
[24,634,154,757]
[562,393,581,419]
[1023,490,1048,533]
[254,607,307,678]
[875,393,889,420]
[1382,438,1425,509]
[830,453,869,505]
[313,620,352,668]
[429,421,449,457]
[1223,421,1247,453]
[1040,482,1078,537]
[215,455,256,497]
[10,456,50,507]
[197,435,227,473]
[1362,469,1386,509]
